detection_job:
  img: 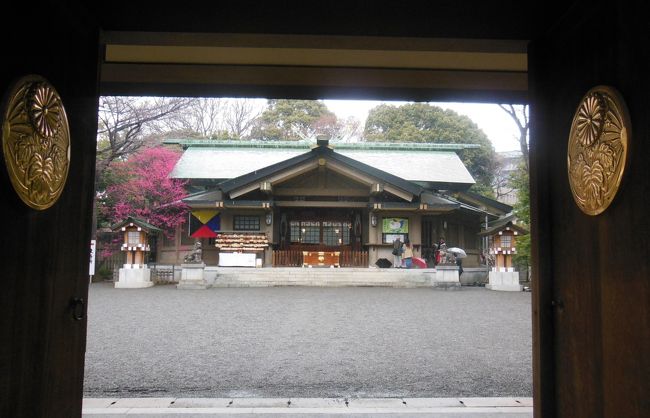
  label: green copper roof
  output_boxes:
[167,139,476,187]
[163,139,481,151]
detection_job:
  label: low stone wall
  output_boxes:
[148,264,483,288]
[459,267,489,285]
[210,267,436,288]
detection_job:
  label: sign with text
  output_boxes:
[382,218,409,233]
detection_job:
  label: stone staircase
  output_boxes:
[206,267,459,288]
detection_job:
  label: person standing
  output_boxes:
[403,239,414,269]
[435,237,446,265]
[392,237,403,268]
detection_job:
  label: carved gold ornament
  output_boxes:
[567,86,630,215]
[1,75,70,210]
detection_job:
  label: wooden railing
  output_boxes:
[340,250,369,267]
[272,250,303,267]
[272,250,368,267]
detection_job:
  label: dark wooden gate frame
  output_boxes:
[3,1,649,417]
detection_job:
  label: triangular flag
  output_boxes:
[192,209,219,224]
[189,210,220,236]
[191,224,218,238]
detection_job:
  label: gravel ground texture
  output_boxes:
[84,283,531,398]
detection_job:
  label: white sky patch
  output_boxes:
[128,96,522,152]
[323,99,522,152]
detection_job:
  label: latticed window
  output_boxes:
[234,216,260,231]
[127,231,140,245]
[321,221,352,246]
[288,220,352,245]
[342,222,351,245]
[290,221,301,242]
[500,234,512,248]
[323,222,340,246]
[302,221,320,244]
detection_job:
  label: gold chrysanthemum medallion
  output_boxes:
[1,75,70,210]
[567,86,630,215]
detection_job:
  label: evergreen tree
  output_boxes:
[364,103,496,194]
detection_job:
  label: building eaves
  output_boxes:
[457,190,513,214]
[182,189,224,204]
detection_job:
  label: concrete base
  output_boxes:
[486,271,522,291]
[435,264,460,283]
[177,263,208,289]
[431,281,462,290]
[115,265,154,289]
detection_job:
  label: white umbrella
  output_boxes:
[446,247,467,258]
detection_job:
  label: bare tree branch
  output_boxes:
[498,104,529,172]
[223,99,263,139]
[96,96,191,179]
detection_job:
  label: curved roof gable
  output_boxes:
[168,140,475,189]
[218,145,424,201]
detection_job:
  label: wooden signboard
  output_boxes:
[302,251,340,267]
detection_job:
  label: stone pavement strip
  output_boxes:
[83,397,533,417]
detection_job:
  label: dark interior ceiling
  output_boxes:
[91,1,570,39]
[88,1,575,102]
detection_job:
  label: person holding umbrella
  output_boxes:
[447,247,467,276]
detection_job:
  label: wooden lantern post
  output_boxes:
[478,216,528,291]
[110,216,161,288]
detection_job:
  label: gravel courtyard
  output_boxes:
[83,283,531,398]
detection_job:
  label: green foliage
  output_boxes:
[210,130,235,140]
[250,99,336,141]
[468,183,496,199]
[364,103,496,191]
[96,263,114,281]
[513,233,531,271]
[510,162,530,224]
[511,162,531,269]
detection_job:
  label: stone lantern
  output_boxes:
[111,216,161,288]
[478,215,528,291]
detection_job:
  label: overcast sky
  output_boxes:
[323,99,522,153]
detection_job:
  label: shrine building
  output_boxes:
[156,138,511,268]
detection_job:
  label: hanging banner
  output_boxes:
[89,239,96,276]
[189,210,220,238]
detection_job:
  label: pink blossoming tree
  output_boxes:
[100,146,188,244]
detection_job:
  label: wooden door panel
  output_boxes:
[0,2,100,417]
[530,1,650,417]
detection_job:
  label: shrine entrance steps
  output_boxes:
[204,267,460,288]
